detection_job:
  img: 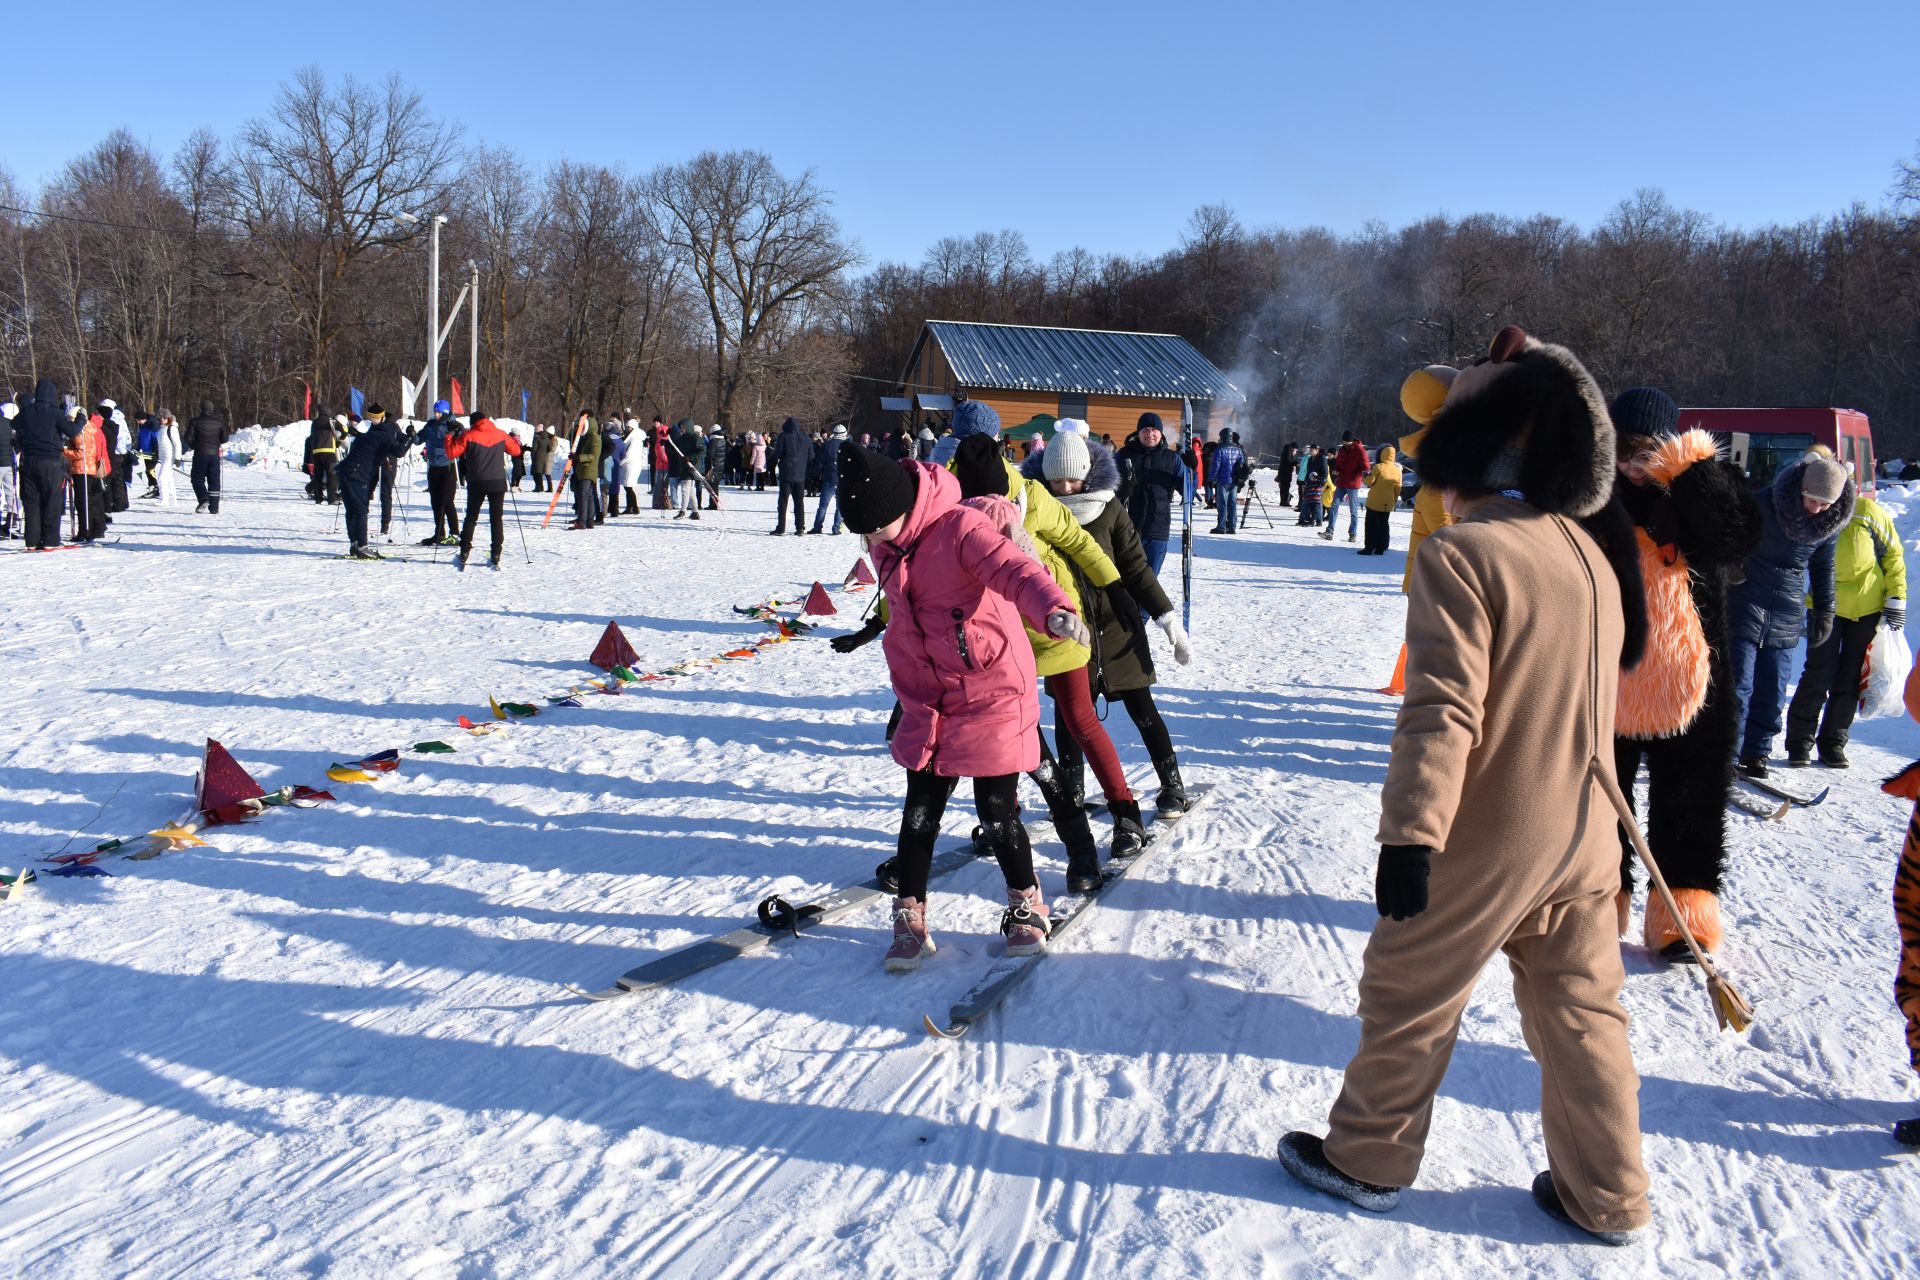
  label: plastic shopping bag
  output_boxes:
[1859,623,1911,720]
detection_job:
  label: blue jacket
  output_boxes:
[819,437,843,489]
[1213,443,1247,487]
[1727,458,1853,649]
[420,414,457,467]
[338,421,410,485]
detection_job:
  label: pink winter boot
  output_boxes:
[1001,884,1052,957]
[885,896,936,972]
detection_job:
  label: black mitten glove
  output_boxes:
[831,617,885,654]
[1374,844,1433,921]
[1809,611,1835,649]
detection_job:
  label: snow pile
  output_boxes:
[224,421,310,470]
[1873,479,1920,550]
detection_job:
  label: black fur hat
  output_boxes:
[1415,325,1615,518]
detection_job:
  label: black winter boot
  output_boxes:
[1530,1171,1637,1246]
[1109,798,1146,859]
[1153,755,1193,818]
[1276,1133,1399,1213]
[1895,1116,1920,1145]
[1785,741,1813,767]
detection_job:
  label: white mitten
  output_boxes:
[1046,610,1091,648]
[1155,613,1193,665]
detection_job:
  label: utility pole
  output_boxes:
[469,259,480,412]
[428,215,447,407]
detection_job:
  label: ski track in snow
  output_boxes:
[2,463,1917,1278]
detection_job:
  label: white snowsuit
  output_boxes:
[156,419,182,506]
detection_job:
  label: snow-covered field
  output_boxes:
[2,464,1916,1279]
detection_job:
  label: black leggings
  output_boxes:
[894,770,1032,901]
[1056,686,1176,788]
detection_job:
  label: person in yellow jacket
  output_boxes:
[1375,365,1459,693]
[948,414,1147,870]
[1359,445,1402,555]
[1397,366,1458,589]
[1784,488,1907,767]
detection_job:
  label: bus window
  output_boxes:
[1744,433,1815,488]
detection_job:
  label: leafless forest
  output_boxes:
[5,69,1918,455]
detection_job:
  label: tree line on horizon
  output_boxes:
[3,68,1917,457]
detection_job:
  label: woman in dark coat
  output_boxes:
[1727,452,1853,776]
[1023,430,1195,816]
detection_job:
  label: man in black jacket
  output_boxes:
[337,412,412,559]
[1115,412,1188,577]
[0,398,18,540]
[16,379,82,549]
[186,401,229,514]
[771,416,813,535]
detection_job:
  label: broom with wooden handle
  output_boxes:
[1594,762,1755,1032]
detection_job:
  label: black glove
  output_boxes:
[1882,600,1905,632]
[1809,611,1835,649]
[831,617,885,654]
[1374,844,1432,921]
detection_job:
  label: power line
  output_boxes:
[0,201,257,240]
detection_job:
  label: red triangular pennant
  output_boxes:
[852,558,876,585]
[449,377,465,417]
[802,582,836,616]
[589,620,640,671]
[197,739,265,814]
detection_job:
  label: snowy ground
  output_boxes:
[2,460,1917,1279]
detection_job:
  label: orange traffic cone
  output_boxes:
[1378,643,1407,696]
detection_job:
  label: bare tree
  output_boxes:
[644,151,859,429]
[220,66,460,398]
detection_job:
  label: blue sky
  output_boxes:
[4,0,1915,267]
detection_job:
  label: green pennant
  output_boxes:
[611,665,637,682]
[411,741,456,754]
[501,702,538,718]
[93,838,124,853]
[256,788,293,807]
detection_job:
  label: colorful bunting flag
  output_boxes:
[327,764,377,784]
[500,702,539,718]
[46,864,111,879]
[148,825,207,849]
[0,869,34,902]
[488,695,508,721]
[548,696,583,708]
[411,741,455,754]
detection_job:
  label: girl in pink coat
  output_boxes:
[835,443,1088,970]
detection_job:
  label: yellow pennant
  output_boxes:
[489,695,508,721]
[148,824,208,848]
[327,765,376,783]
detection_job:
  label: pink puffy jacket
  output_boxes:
[871,462,1073,778]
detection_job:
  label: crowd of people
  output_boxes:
[0,381,231,549]
[10,345,1919,1232]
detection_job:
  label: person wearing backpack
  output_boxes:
[1785,462,1906,769]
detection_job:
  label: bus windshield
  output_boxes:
[1742,433,1816,488]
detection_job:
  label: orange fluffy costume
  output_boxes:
[1885,659,1920,1144]
[1607,396,1763,958]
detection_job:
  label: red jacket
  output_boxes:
[1332,440,1371,489]
[446,417,523,491]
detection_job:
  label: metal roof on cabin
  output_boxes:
[919,321,1246,402]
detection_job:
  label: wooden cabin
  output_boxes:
[893,320,1246,442]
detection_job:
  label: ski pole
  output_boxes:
[508,485,531,564]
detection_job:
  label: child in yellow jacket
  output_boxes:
[1360,445,1402,556]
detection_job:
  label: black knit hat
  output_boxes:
[1609,387,1679,441]
[1137,412,1164,433]
[837,443,916,534]
[954,434,1008,500]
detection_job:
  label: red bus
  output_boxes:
[1677,407,1876,497]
